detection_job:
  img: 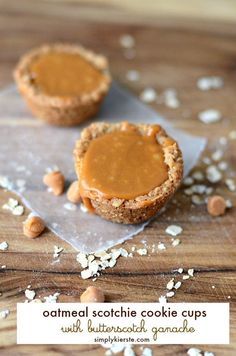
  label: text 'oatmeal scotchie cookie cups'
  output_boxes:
[74,121,183,224]
[14,43,111,126]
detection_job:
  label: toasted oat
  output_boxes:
[197,76,223,91]
[166,291,175,298]
[229,130,236,140]
[80,204,88,213]
[63,202,77,211]
[0,309,10,319]
[225,178,236,192]
[165,225,183,236]
[141,347,153,356]
[198,109,222,124]
[166,278,175,290]
[158,295,167,304]
[126,70,140,82]
[157,242,166,250]
[2,198,24,216]
[140,88,157,103]
[174,281,182,290]
[172,239,181,247]
[53,246,64,258]
[188,268,194,277]
[137,248,148,256]
[120,34,135,48]
[212,149,223,162]
[0,241,9,251]
[25,289,36,300]
[206,165,222,183]
[44,292,60,303]
[163,88,180,108]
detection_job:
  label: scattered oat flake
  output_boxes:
[44,292,60,303]
[157,242,166,250]
[12,205,24,216]
[63,202,76,211]
[191,194,205,205]
[178,268,183,274]
[80,204,88,213]
[137,248,148,256]
[158,295,167,304]
[25,289,36,300]
[183,274,190,280]
[197,76,223,91]
[206,165,222,183]
[166,278,175,290]
[188,268,194,277]
[166,291,175,298]
[0,241,9,251]
[120,34,135,48]
[192,171,204,181]
[53,246,64,258]
[226,199,233,208]
[198,109,222,124]
[172,238,181,247]
[0,309,10,319]
[187,348,202,356]
[141,348,153,356]
[163,88,180,108]
[212,149,223,162]
[174,281,182,289]
[126,70,140,82]
[183,176,194,186]
[218,161,228,171]
[229,130,236,140]
[140,88,157,103]
[165,225,183,236]
[225,178,236,192]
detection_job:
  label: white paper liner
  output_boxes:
[0,83,206,253]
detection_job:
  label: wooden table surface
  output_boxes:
[0,1,236,355]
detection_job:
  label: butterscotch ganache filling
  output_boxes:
[29,52,106,97]
[80,126,169,201]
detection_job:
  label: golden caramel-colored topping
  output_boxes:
[80,128,169,200]
[30,52,105,96]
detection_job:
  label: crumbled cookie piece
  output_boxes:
[207,195,226,217]
[67,180,81,204]
[80,286,105,303]
[43,170,65,196]
[23,215,45,238]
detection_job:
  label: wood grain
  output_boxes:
[0,1,236,355]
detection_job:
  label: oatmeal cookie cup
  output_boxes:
[14,44,111,126]
[74,122,183,224]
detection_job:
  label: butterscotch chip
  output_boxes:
[43,171,65,196]
[67,181,81,204]
[80,286,105,303]
[23,216,45,238]
[207,195,226,217]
